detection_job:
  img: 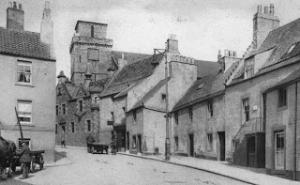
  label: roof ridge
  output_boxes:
[0,26,40,36]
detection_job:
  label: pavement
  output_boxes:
[118,152,299,185]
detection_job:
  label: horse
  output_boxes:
[0,136,16,179]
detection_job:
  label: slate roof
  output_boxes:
[111,51,150,65]
[172,73,225,112]
[230,18,300,85]
[0,27,54,61]
[266,67,300,92]
[130,78,170,111]
[100,53,164,98]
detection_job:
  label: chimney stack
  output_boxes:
[40,1,54,57]
[166,34,180,54]
[6,1,24,30]
[57,71,67,84]
[253,4,280,49]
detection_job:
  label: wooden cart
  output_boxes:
[90,143,109,154]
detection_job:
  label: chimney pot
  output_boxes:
[13,1,17,8]
[257,5,262,13]
[18,3,22,10]
[269,4,274,15]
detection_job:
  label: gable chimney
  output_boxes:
[166,34,180,54]
[253,4,280,49]
[6,1,24,30]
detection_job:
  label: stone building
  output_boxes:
[0,2,56,162]
[225,4,300,172]
[56,20,148,147]
[99,35,222,154]
[264,68,300,180]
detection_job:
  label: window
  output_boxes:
[78,55,81,63]
[88,48,99,61]
[188,107,193,122]
[17,100,32,125]
[62,104,66,115]
[79,100,83,112]
[87,120,91,132]
[278,88,287,107]
[56,105,59,115]
[71,122,75,133]
[17,61,32,83]
[174,136,179,151]
[91,25,94,38]
[242,98,250,122]
[245,59,254,79]
[133,110,137,123]
[207,99,213,117]
[207,133,213,151]
[161,93,166,101]
[110,112,114,121]
[55,124,58,134]
[174,111,179,125]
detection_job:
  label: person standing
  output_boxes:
[86,134,95,153]
[17,143,31,178]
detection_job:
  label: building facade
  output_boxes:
[225,5,300,172]
[0,2,56,162]
[264,68,300,180]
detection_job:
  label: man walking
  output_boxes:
[86,134,95,153]
[18,143,31,178]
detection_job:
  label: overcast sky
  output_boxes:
[1,0,300,77]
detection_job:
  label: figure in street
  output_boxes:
[86,134,95,153]
[17,143,31,178]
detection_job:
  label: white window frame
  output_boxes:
[16,61,32,84]
[17,100,32,125]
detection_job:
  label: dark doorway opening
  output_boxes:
[137,134,142,153]
[218,132,225,161]
[189,134,194,156]
[126,132,130,150]
[247,135,256,167]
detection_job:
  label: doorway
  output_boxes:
[126,132,130,150]
[274,130,285,170]
[218,132,225,161]
[189,134,194,156]
[247,135,256,167]
[137,134,142,153]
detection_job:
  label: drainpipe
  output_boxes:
[294,81,298,180]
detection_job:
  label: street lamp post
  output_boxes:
[164,51,170,161]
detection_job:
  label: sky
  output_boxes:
[0,0,300,77]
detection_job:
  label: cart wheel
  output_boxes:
[31,163,36,173]
[39,156,44,170]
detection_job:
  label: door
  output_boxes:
[274,131,285,170]
[247,135,256,167]
[137,135,142,153]
[126,132,130,150]
[189,134,194,156]
[218,132,225,161]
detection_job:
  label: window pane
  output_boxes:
[17,62,31,83]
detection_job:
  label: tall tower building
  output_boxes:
[253,4,280,49]
[40,1,54,57]
[70,21,114,85]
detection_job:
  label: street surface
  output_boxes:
[6,147,250,185]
